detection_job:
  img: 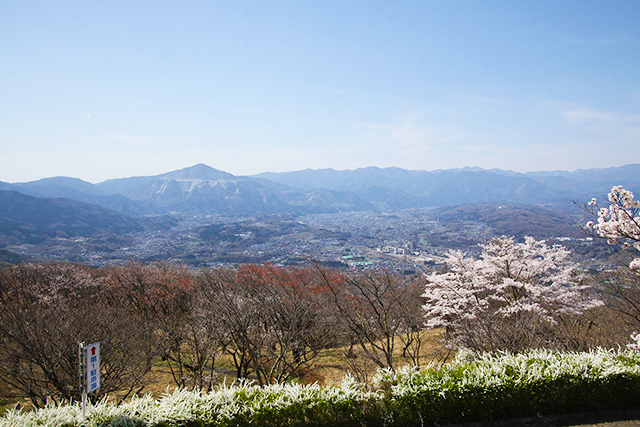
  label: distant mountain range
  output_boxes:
[1,163,636,259]
[256,164,640,210]
[0,163,637,235]
[0,164,376,216]
[2,163,638,217]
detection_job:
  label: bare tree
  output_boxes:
[102,261,220,391]
[396,277,429,367]
[592,268,640,335]
[0,264,156,407]
[199,264,337,385]
[160,300,222,391]
[312,265,424,371]
[198,267,260,381]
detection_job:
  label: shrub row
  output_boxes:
[3,348,640,427]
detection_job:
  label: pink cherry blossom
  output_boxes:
[422,236,602,353]
[587,186,640,252]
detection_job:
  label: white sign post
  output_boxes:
[79,342,100,419]
[85,342,100,393]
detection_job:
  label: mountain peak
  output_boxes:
[159,164,237,181]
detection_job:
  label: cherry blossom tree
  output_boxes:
[585,186,640,249]
[585,186,640,271]
[422,236,602,353]
[584,186,640,338]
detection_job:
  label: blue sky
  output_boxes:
[1,1,639,183]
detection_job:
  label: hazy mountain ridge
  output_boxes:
[257,167,574,209]
[257,164,640,210]
[525,164,640,201]
[2,163,638,218]
[96,163,239,196]
[2,163,635,266]
[0,177,159,216]
[0,190,145,241]
[0,189,177,262]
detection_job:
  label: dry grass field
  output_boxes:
[0,329,450,414]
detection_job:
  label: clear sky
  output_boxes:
[1,1,639,183]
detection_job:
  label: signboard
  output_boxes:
[85,342,100,393]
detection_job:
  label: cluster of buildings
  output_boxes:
[8,209,606,273]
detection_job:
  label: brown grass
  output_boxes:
[309,329,451,385]
[0,329,450,414]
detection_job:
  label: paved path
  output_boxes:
[573,422,640,427]
[443,409,640,427]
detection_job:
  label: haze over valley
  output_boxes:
[1,163,635,269]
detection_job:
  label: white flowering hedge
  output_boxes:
[3,349,640,427]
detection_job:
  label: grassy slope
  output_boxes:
[0,330,449,414]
